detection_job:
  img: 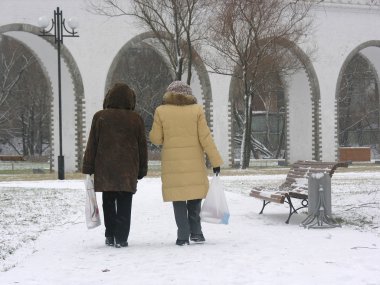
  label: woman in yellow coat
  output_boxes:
[149,81,223,246]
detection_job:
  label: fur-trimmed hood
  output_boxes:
[162,91,197,106]
[103,83,136,110]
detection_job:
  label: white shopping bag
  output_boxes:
[84,175,101,229]
[200,175,230,224]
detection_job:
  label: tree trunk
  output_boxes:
[265,109,272,149]
[173,2,183,81]
[240,71,252,169]
[21,114,27,156]
[30,105,35,155]
[176,57,183,80]
[275,113,286,158]
[186,16,192,85]
[38,115,43,155]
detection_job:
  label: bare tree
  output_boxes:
[0,49,34,131]
[205,0,315,168]
[0,35,51,157]
[338,53,379,148]
[1,69,51,156]
[87,0,207,85]
[107,42,173,159]
[232,55,288,159]
[15,79,51,156]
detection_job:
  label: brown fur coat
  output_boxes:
[82,83,148,193]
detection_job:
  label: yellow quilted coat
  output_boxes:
[149,92,223,202]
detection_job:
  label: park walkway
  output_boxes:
[0,177,379,284]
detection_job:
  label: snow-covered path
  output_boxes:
[1,177,380,284]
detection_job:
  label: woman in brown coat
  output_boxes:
[82,83,148,248]
[149,81,223,246]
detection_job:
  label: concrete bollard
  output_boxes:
[301,172,340,229]
[308,173,331,215]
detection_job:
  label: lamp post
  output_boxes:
[38,7,79,180]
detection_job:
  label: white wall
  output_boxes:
[311,4,380,161]
[287,69,314,163]
[2,0,380,169]
[209,73,232,166]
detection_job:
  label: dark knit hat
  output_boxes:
[166,81,193,96]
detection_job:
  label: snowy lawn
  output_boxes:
[0,172,379,284]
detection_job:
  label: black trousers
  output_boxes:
[172,199,202,240]
[102,191,133,243]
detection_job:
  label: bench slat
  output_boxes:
[0,155,25,161]
[250,190,285,204]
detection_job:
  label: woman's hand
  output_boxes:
[213,167,220,176]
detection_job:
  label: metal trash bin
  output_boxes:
[301,173,341,229]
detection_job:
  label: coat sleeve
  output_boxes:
[82,114,99,174]
[137,116,148,179]
[149,108,164,145]
[197,106,224,167]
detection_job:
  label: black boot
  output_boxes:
[190,233,205,243]
[105,236,114,246]
[175,239,190,246]
[115,240,128,248]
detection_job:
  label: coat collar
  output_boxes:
[162,92,197,106]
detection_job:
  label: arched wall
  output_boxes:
[284,42,321,163]
[0,23,85,171]
[310,4,380,162]
[105,31,214,125]
[335,41,380,151]
[228,40,320,164]
[2,1,380,167]
[336,41,380,99]
[0,33,54,166]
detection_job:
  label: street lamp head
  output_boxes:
[67,17,79,30]
[38,16,50,29]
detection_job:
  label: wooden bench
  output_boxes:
[250,160,349,223]
[0,155,25,161]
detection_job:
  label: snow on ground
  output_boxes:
[0,173,379,284]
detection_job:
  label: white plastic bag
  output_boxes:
[85,175,101,229]
[200,175,230,224]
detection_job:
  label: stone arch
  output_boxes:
[336,40,380,100]
[105,31,213,124]
[0,23,85,171]
[335,40,380,158]
[228,38,320,164]
[0,33,54,167]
